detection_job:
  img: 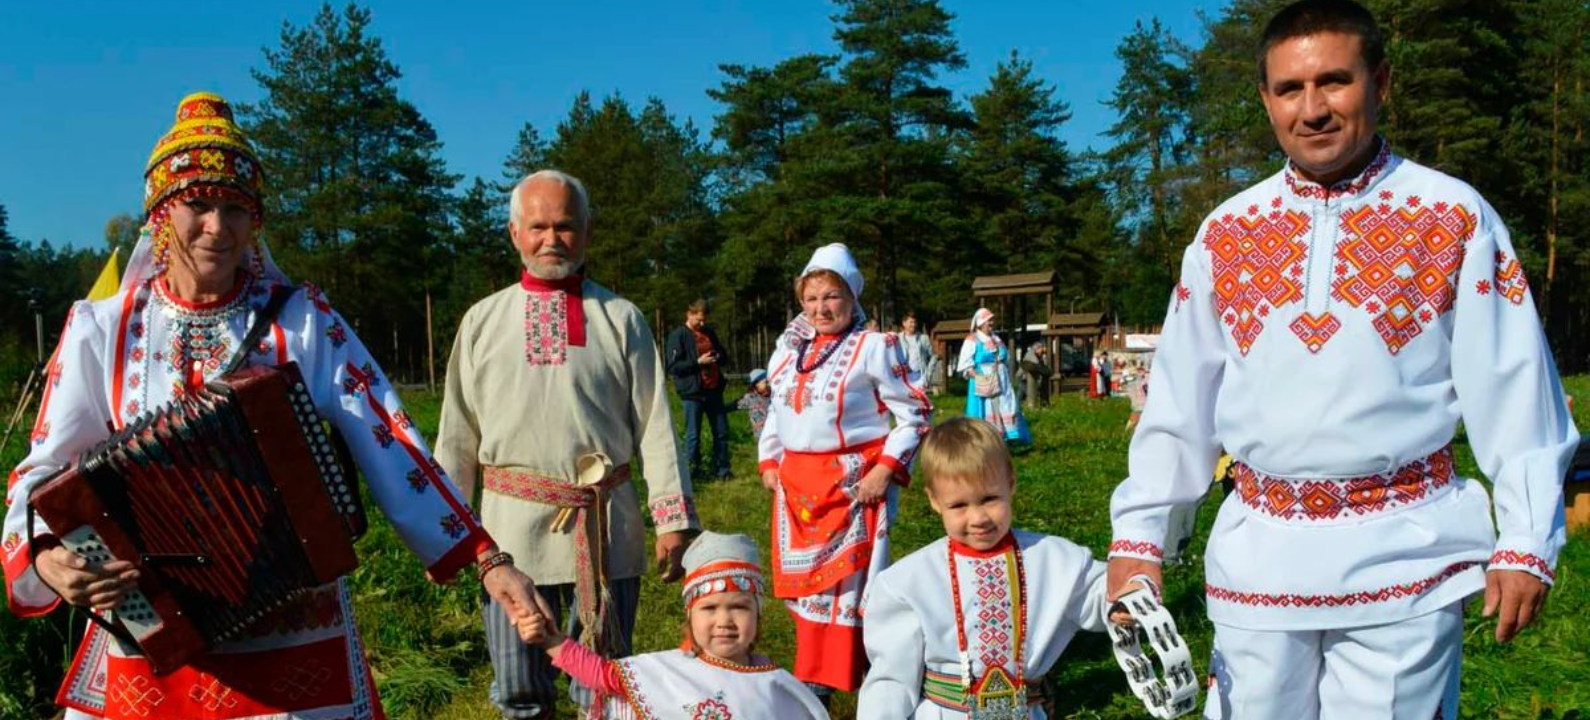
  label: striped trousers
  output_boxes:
[482,578,641,719]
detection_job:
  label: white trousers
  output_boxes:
[1205,603,1463,720]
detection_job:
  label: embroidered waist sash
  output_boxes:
[1231,444,1454,524]
[922,668,1045,712]
[484,464,631,653]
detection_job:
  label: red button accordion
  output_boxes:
[28,362,366,674]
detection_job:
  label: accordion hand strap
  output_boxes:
[24,503,143,650]
[223,285,300,376]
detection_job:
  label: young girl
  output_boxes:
[517,532,829,720]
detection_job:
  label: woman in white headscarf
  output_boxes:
[957,308,1032,445]
[756,243,933,701]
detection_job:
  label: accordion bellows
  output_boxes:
[29,363,365,674]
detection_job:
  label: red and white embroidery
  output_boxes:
[1173,282,1191,313]
[650,493,695,528]
[1330,200,1476,354]
[1232,445,1454,523]
[1491,252,1529,306]
[1206,561,1478,607]
[1108,540,1164,559]
[1489,550,1554,582]
[1284,140,1391,201]
[1203,208,1310,355]
[525,290,570,366]
[971,556,1014,670]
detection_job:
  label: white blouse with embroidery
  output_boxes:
[757,329,933,478]
[1109,143,1580,630]
[4,276,491,618]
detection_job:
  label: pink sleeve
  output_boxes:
[549,639,625,695]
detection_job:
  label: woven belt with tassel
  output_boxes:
[483,455,630,654]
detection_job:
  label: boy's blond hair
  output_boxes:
[917,417,1014,490]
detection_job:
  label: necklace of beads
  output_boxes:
[694,650,778,673]
[795,323,855,374]
[947,538,1027,693]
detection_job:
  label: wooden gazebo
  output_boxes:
[1041,312,1109,394]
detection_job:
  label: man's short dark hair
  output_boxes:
[687,298,708,315]
[1258,0,1385,85]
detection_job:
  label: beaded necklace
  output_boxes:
[947,537,1028,720]
[794,323,855,374]
[694,651,778,674]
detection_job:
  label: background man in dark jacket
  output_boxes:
[665,299,731,480]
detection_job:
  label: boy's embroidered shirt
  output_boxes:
[857,531,1109,719]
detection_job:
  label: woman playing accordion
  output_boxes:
[2,92,539,720]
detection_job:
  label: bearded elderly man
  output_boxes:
[437,170,699,719]
[1105,1,1578,718]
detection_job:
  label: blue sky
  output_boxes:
[0,1,1219,250]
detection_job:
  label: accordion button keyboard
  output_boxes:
[60,525,164,640]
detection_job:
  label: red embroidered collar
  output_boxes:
[1284,137,1391,201]
[948,531,1017,559]
[520,270,587,348]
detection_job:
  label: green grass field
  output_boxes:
[2,378,1586,719]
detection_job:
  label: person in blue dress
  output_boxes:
[955,308,1032,445]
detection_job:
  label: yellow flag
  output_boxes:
[86,248,121,301]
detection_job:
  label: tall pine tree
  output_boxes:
[241,2,457,379]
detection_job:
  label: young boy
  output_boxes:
[517,531,829,720]
[858,417,1138,719]
[734,368,772,440]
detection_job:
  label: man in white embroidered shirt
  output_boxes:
[1105,2,1580,718]
[436,170,700,719]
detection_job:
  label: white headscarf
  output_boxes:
[956,307,999,373]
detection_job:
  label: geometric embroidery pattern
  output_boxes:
[1232,445,1453,522]
[1489,550,1555,582]
[1289,311,1341,354]
[525,290,569,366]
[1108,540,1164,559]
[1206,561,1478,608]
[110,674,166,717]
[188,674,239,712]
[1492,252,1529,306]
[971,555,1014,670]
[1332,198,1476,354]
[271,661,333,701]
[1203,207,1310,355]
[1284,141,1391,201]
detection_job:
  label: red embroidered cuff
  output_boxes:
[649,493,697,532]
[4,533,62,618]
[877,455,911,486]
[1107,539,1164,562]
[1488,550,1556,584]
[758,459,779,474]
[426,527,495,584]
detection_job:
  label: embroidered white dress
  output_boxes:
[558,645,829,720]
[1109,142,1579,631]
[4,275,491,720]
[757,327,933,690]
[858,531,1109,719]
